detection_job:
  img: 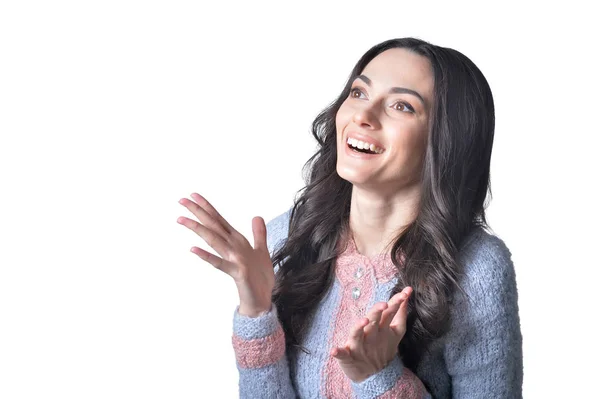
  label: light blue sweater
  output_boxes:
[232,208,523,398]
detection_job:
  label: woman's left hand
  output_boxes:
[331,286,413,383]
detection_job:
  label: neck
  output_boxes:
[348,183,421,258]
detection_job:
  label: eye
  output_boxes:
[349,87,365,99]
[392,101,415,113]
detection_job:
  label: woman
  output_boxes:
[177,37,523,398]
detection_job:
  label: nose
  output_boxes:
[352,102,380,129]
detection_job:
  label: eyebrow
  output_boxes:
[356,74,426,107]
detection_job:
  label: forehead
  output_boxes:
[360,48,434,102]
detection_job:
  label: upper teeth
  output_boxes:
[347,137,384,154]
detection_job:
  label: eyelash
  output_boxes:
[349,87,415,113]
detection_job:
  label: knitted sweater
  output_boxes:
[231,208,523,398]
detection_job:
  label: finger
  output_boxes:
[190,246,235,275]
[348,317,369,342]
[252,216,267,251]
[380,293,405,329]
[179,197,229,240]
[366,302,388,328]
[190,193,235,234]
[389,300,408,336]
[363,318,380,343]
[177,216,231,258]
[390,288,412,337]
[381,287,412,327]
[362,302,388,342]
[331,346,352,360]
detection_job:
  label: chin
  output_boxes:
[336,164,368,186]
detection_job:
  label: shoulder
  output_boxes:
[453,226,519,320]
[459,226,513,262]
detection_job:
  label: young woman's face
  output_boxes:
[336,48,434,193]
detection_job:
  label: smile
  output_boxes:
[346,137,384,154]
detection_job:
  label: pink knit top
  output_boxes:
[231,231,429,398]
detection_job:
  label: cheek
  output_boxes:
[336,103,352,131]
[390,127,428,161]
[407,131,428,167]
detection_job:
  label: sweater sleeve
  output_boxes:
[231,209,297,399]
[232,303,297,399]
[444,230,523,398]
[350,355,432,399]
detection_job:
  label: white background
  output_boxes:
[1,1,599,397]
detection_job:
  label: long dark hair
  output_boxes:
[270,37,495,369]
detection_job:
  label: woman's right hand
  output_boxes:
[176,193,275,317]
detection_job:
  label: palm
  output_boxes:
[332,288,412,382]
[177,192,275,316]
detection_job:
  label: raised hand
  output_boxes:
[177,193,274,317]
[331,286,413,383]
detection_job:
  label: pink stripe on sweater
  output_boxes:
[322,235,377,398]
[231,324,286,369]
[322,232,418,397]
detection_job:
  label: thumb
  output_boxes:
[252,216,268,251]
[390,296,410,337]
[331,346,352,360]
[390,287,412,336]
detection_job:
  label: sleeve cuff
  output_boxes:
[231,303,287,369]
[351,355,404,398]
[232,302,280,340]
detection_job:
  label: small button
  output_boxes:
[354,267,364,279]
[352,287,361,300]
